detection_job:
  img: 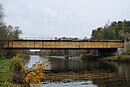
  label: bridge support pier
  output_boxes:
[97,48,117,56]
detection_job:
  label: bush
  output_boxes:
[17,53,28,59]
[11,55,25,83]
[11,54,48,86]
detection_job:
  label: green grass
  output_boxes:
[0,58,26,87]
[0,58,11,86]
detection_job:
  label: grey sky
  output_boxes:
[1,0,130,38]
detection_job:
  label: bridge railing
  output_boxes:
[19,37,56,40]
[19,37,83,41]
[0,36,124,42]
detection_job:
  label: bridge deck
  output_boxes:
[1,40,124,49]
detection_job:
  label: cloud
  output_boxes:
[1,0,130,38]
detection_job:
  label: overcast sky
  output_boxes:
[1,0,130,38]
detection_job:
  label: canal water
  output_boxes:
[27,55,130,87]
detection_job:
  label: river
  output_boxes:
[27,55,130,87]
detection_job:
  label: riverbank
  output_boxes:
[0,58,25,86]
[80,54,130,62]
[99,55,130,62]
[0,58,10,86]
[0,53,29,87]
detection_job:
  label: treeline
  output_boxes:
[91,20,130,55]
[91,20,130,40]
[0,4,22,58]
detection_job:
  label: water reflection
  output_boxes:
[109,62,130,80]
[27,55,117,72]
[27,55,130,87]
[48,57,117,72]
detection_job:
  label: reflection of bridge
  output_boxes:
[1,40,124,49]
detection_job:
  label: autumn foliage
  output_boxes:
[11,54,48,86]
[24,61,48,84]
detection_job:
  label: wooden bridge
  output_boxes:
[1,40,124,49]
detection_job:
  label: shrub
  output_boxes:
[24,62,47,83]
[11,54,48,86]
[11,55,25,83]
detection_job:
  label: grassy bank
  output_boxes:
[0,58,11,86]
[0,58,27,87]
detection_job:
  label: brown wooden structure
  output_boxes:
[1,40,124,49]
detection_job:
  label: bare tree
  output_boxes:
[0,4,4,24]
